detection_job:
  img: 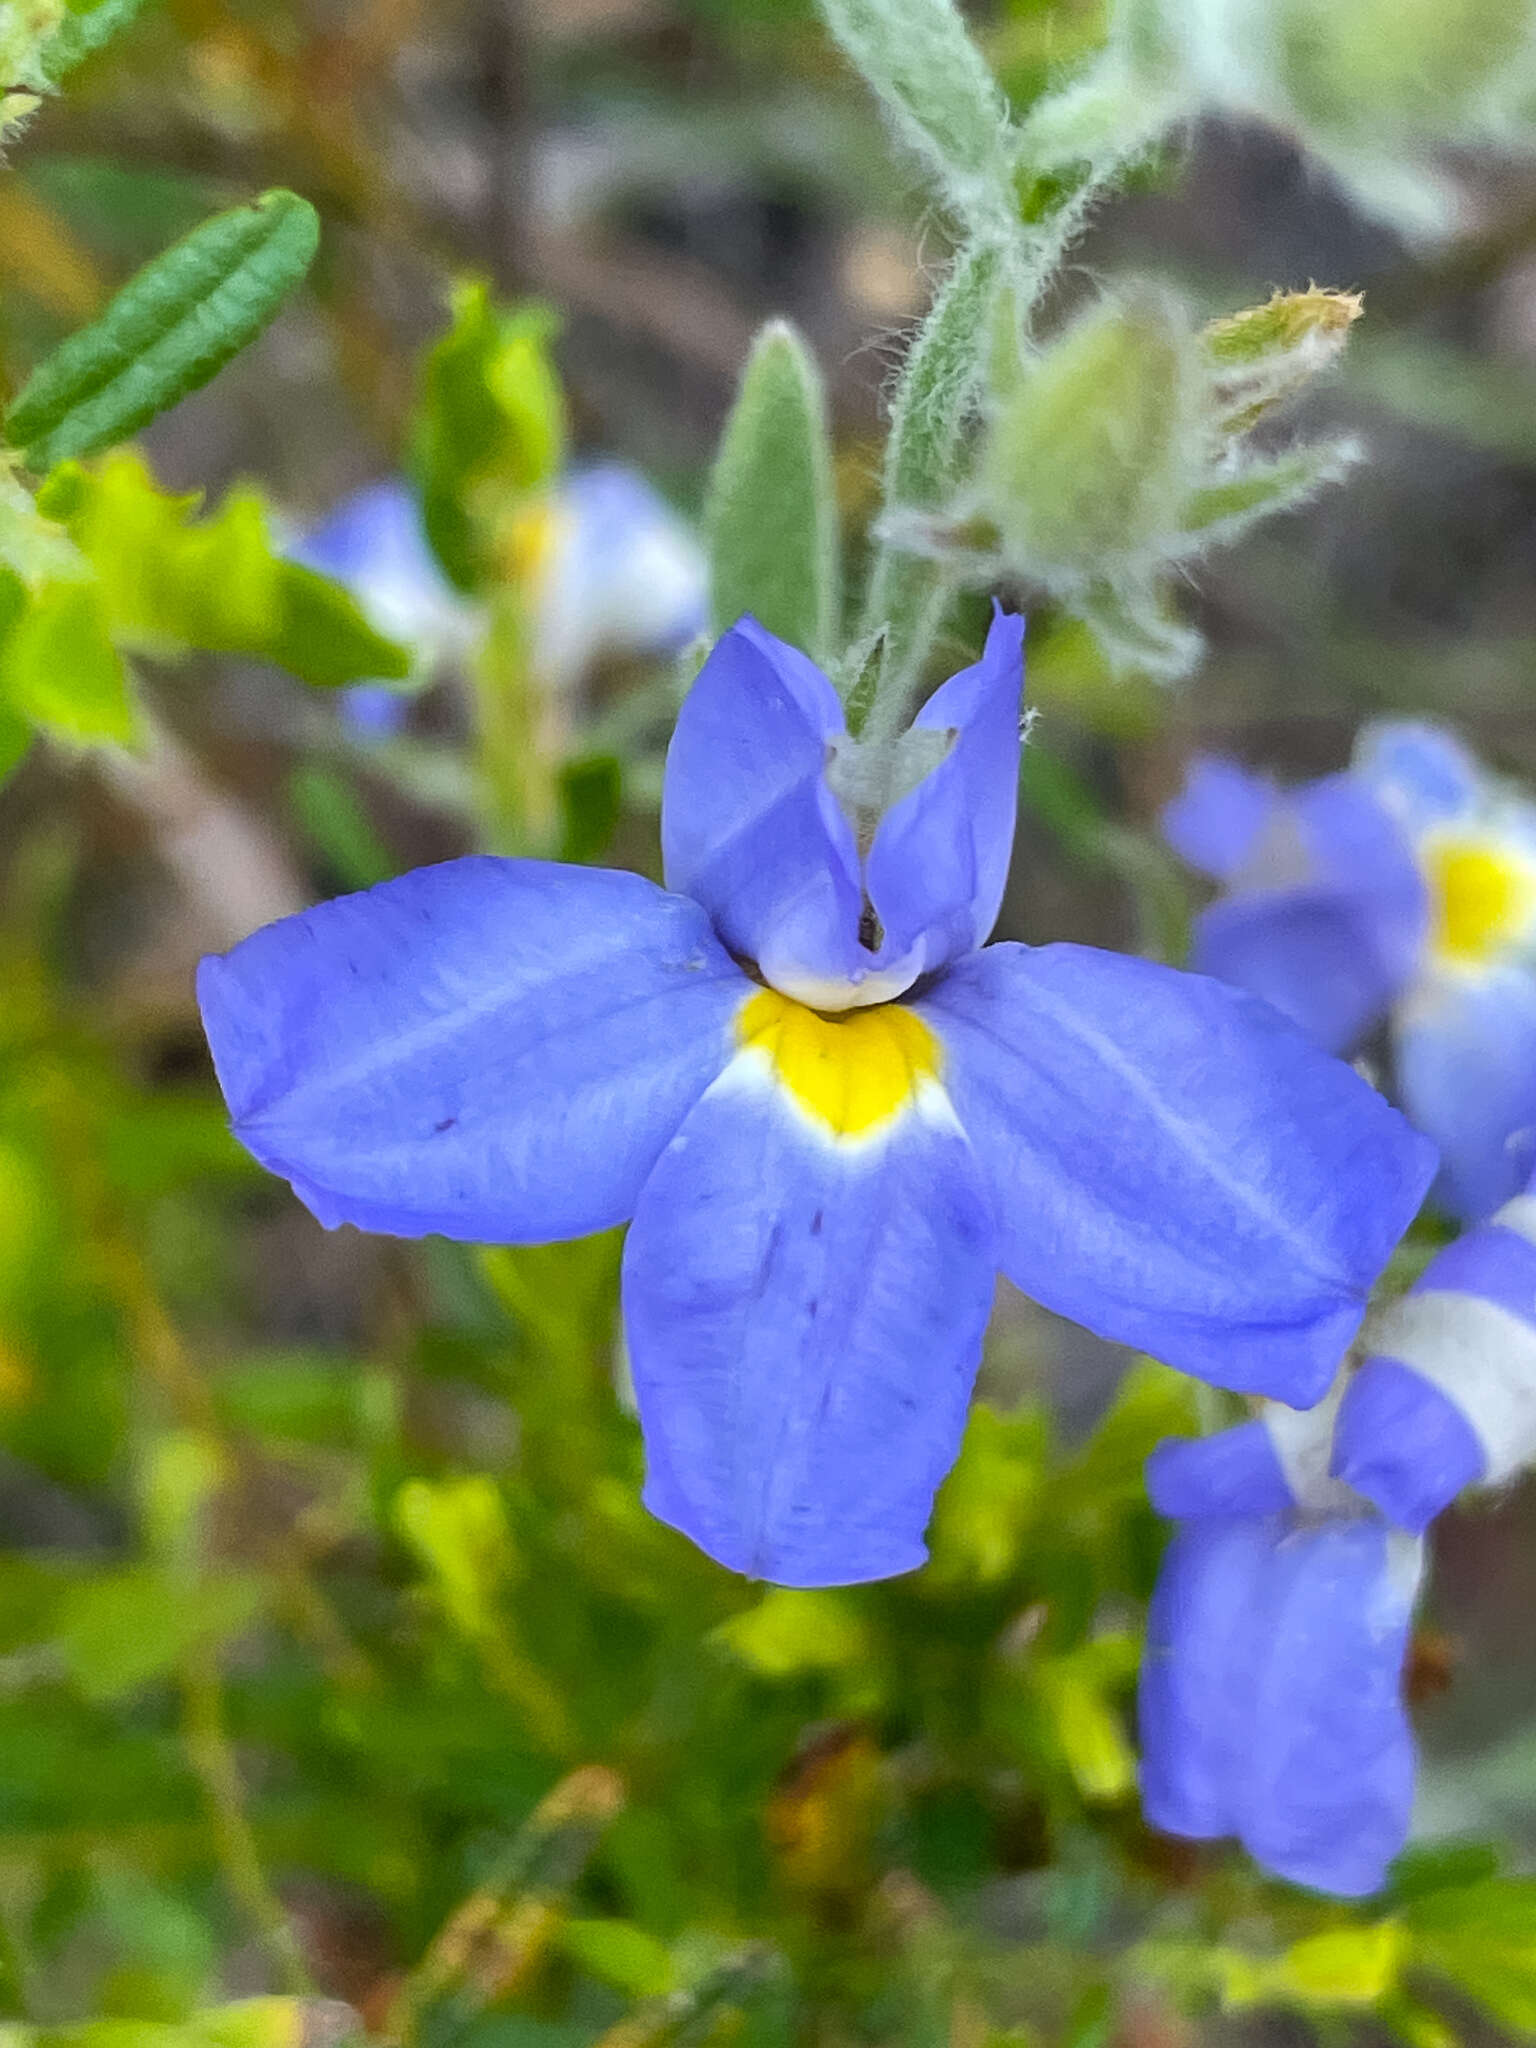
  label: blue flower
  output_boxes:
[293,467,707,739]
[198,608,1433,1586]
[1164,722,1536,1221]
[1140,1395,1423,1897]
[1333,1174,1536,1532]
[291,480,478,737]
[530,463,707,687]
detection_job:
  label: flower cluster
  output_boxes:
[1144,1161,1536,1894]
[292,467,707,736]
[200,606,1433,1588]
[1164,721,1536,1220]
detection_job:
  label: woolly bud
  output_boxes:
[976,283,1198,579]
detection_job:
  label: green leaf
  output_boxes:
[715,1588,874,1679]
[1179,439,1362,548]
[1405,1876,1536,2032]
[477,1233,622,1373]
[266,561,413,689]
[1032,1641,1139,1802]
[924,1402,1046,1587]
[0,704,33,787]
[706,320,840,663]
[392,1474,515,1641]
[0,576,135,744]
[34,0,154,86]
[409,282,564,591]
[287,765,396,892]
[1220,1925,1406,2010]
[8,2001,361,2048]
[1054,1360,1199,1510]
[55,1566,265,1702]
[40,452,409,686]
[557,753,623,864]
[816,0,1014,231]
[7,189,320,470]
[557,1919,676,1998]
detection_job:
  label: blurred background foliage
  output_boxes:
[5,1,1536,2045]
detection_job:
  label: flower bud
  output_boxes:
[0,0,64,137]
[976,284,1199,579]
[1204,285,1363,434]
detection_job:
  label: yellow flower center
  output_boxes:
[1426,836,1536,967]
[735,986,940,1138]
[502,497,562,590]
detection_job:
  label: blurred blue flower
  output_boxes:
[1334,1172,1536,1532]
[1164,722,1536,1221]
[1140,1395,1423,1897]
[291,480,478,738]
[199,608,1433,1586]
[293,467,707,740]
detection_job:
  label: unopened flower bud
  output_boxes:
[1204,285,1364,434]
[976,284,1198,579]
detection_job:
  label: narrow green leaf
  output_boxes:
[34,0,154,86]
[706,320,840,663]
[817,0,1014,230]
[286,764,396,892]
[1178,438,1362,547]
[7,189,320,469]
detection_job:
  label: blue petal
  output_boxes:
[1395,966,1536,1221]
[1140,1515,1419,1896]
[562,462,708,656]
[198,858,748,1241]
[292,479,464,651]
[1145,1422,1295,1519]
[1333,1357,1485,1532]
[1140,1517,1272,1838]
[623,1064,997,1586]
[1240,1518,1418,1896]
[1188,774,1425,1055]
[660,620,865,1000]
[1331,1214,1536,1526]
[535,463,709,686]
[1355,719,1481,834]
[341,683,411,739]
[864,605,1024,968]
[1161,757,1279,880]
[916,944,1438,1403]
[1192,890,1405,1055]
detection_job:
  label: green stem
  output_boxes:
[181,1649,313,1996]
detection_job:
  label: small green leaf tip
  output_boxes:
[705,319,841,664]
[6,188,321,472]
[816,0,1016,235]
